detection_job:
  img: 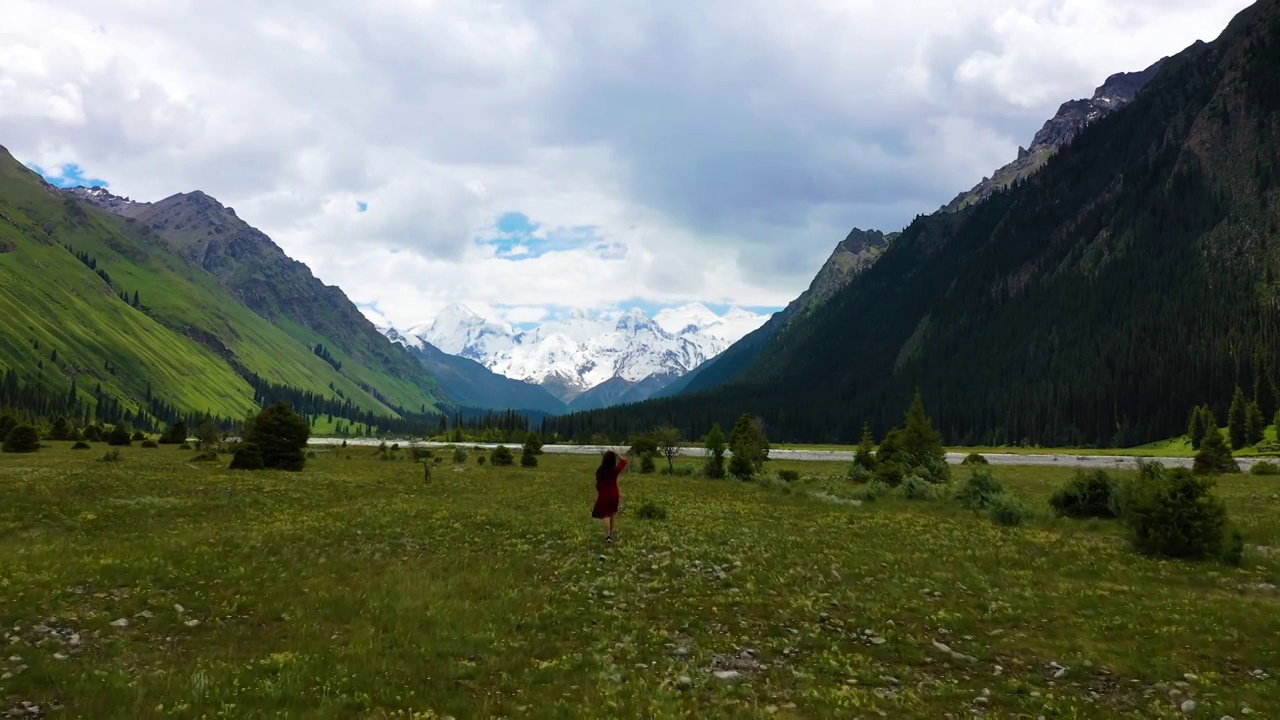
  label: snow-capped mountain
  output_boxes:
[382,303,769,406]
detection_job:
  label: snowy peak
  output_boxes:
[67,186,148,216]
[381,303,767,406]
[407,303,516,359]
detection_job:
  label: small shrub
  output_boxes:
[636,499,668,520]
[390,443,400,452]
[2,424,41,454]
[178,443,193,450]
[847,463,875,483]
[71,441,91,450]
[1049,469,1119,519]
[955,468,1004,510]
[1250,461,1280,476]
[140,439,159,449]
[490,445,515,466]
[411,447,434,461]
[474,455,485,465]
[99,449,123,462]
[159,421,188,445]
[961,452,989,465]
[639,453,656,474]
[1222,528,1245,566]
[229,443,266,470]
[1115,461,1237,563]
[130,430,146,442]
[873,460,905,487]
[82,425,103,442]
[520,449,538,467]
[778,469,800,483]
[899,474,938,500]
[106,425,132,446]
[859,480,890,502]
[191,451,220,462]
[988,493,1031,527]
[306,450,317,459]
[452,446,469,464]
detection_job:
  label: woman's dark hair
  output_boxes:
[599,450,617,472]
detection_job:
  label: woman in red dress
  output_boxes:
[592,450,628,542]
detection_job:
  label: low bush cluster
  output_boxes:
[2,424,40,454]
[1251,461,1279,476]
[635,499,668,520]
[954,469,1004,511]
[987,493,1031,527]
[1112,461,1240,564]
[1049,470,1119,519]
[899,475,937,500]
[490,446,515,466]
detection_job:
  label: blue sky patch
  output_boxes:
[30,162,109,189]
[478,211,610,260]
[357,201,369,213]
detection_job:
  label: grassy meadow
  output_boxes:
[773,424,1280,458]
[1,444,1278,718]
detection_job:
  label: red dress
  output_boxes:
[592,458,628,519]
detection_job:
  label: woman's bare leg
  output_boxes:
[608,514,617,538]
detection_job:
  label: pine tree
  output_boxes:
[853,421,879,472]
[242,401,310,471]
[1188,405,1207,449]
[160,420,188,445]
[1194,426,1239,474]
[1228,386,1248,450]
[49,417,70,441]
[703,423,726,479]
[520,432,540,467]
[899,392,950,483]
[1246,400,1267,446]
[728,413,767,479]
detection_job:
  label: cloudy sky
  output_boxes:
[1,0,1251,330]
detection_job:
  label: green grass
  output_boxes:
[0,151,443,420]
[2,448,1278,718]
[774,425,1280,458]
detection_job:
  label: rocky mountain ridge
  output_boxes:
[939,57,1169,213]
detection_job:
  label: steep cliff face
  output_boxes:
[779,228,897,327]
[940,57,1169,213]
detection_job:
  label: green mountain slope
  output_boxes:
[70,187,446,415]
[547,0,1280,447]
[676,228,894,396]
[0,148,441,423]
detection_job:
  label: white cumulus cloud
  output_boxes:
[0,0,1251,330]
